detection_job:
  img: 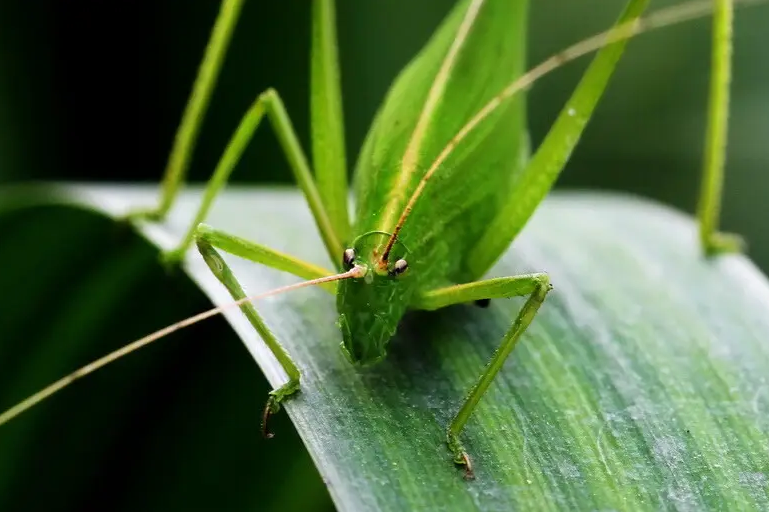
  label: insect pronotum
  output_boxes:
[0,0,762,479]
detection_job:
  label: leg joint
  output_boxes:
[194,222,214,241]
[532,272,552,293]
[259,87,279,104]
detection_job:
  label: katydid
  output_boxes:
[0,0,758,480]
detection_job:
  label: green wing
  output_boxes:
[352,0,529,285]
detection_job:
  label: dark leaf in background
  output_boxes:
[0,190,334,512]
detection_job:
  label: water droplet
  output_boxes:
[567,108,576,117]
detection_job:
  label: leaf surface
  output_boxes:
[2,184,768,511]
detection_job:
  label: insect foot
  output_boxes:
[261,378,300,439]
[124,206,165,224]
[447,432,475,480]
[703,230,745,257]
[159,247,187,272]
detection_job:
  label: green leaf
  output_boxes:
[2,184,768,510]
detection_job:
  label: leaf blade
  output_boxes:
[5,184,768,510]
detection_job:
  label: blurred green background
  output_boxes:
[0,1,767,511]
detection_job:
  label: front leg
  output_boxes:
[412,273,552,479]
[195,224,336,437]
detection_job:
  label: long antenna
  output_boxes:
[379,0,764,263]
[0,264,367,428]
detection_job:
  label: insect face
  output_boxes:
[336,232,414,365]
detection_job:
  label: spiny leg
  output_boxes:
[162,87,343,268]
[195,224,336,436]
[412,273,552,479]
[129,0,245,222]
[696,0,744,256]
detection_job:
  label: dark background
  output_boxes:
[0,1,767,511]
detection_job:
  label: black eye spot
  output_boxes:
[342,248,355,270]
[390,259,408,276]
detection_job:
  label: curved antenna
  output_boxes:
[0,265,366,428]
[379,0,763,263]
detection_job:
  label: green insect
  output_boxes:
[0,0,754,479]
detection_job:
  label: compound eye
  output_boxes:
[342,248,356,270]
[390,258,408,276]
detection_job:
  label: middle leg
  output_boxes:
[412,273,552,479]
[164,88,343,268]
